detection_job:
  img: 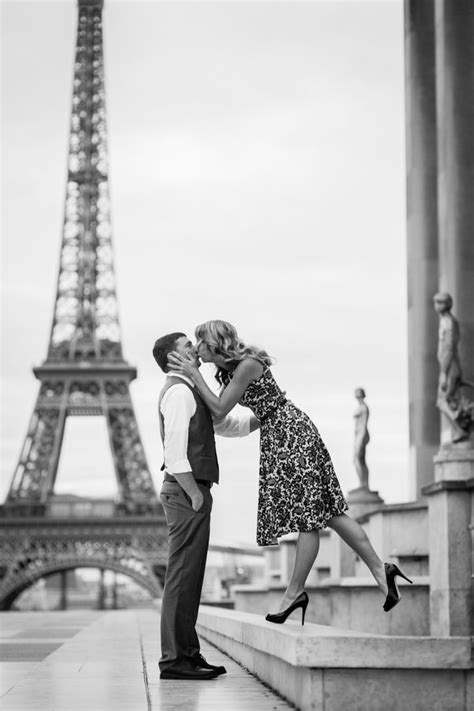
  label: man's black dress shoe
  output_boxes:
[160,666,218,680]
[191,653,227,676]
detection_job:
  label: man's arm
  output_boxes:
[161,385,203,511]
[213,411,260,437]
[172,472,203,511]
[249,415,260,433]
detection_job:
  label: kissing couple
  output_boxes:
[153,320,412,681]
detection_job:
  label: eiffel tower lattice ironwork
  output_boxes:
[0,0,167,609]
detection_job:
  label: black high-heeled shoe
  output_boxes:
[265,591,309,625]
[383,563,413,612]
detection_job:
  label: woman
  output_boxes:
[167,320,411,622]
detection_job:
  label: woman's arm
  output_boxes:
[167,354,263,417]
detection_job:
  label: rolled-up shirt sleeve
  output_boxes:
[160,384,196,474]
[214,411,251,437]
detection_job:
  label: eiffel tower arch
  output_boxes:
[0,0,167,609]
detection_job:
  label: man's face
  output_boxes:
[173,336,200,367]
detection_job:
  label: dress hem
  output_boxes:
[256,502,349,547]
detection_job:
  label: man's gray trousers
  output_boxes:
[159,480,212,672]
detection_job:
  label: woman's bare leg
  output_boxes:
[273,513,387,613]
[274,530,320,613]
[327,513,387,596]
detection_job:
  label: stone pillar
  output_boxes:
[434,442,474,483]
[432,1,474,464]
[422,479,473,636]
[333,537,355,578]
[435,1,474,390]
[97,568,105,610]
[404,0,440,499]
[60,570,67,611]
[112,573,118,610]
[346,487,384,521]
[278,537,297,586]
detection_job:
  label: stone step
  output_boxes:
[197,604,474,711]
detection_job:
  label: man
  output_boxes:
[152,332,258,680]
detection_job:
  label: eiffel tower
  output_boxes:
[0,0,167,609]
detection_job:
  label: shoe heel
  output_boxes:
[301,596,308,625]
[394,564,413,584]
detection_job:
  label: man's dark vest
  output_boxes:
[158,376,219,483]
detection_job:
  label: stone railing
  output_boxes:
[231,579,429,635]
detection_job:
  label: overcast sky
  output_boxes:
[1,0,407,546]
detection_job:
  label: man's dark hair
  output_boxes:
[152,332,186,373]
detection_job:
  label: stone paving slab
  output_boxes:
[11,627,83,638]
[0,609,292,710]
[0,643,63,662]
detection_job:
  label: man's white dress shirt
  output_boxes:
[160,373,251,475]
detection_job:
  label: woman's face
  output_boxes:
[196,339,216,363]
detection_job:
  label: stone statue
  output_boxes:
[353,387,370,488]
[433,292,474,443]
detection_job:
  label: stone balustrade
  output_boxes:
[231,580,429,635]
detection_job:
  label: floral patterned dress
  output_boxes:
[223,367,348,546]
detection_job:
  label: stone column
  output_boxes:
[97,568,106,610]
[432,1,474,472]
[60,570,67,611]
[112,573,118,610]
[404,0,440,499]
[278,537,297,586]
[435,1,474,387]
[422,479,473,636]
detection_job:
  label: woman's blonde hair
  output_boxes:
[195,320,273,384]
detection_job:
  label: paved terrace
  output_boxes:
[0,609,291,711]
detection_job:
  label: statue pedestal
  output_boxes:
[334,487,385,578]
[422,478,473,636]
[424,440,474,636]
[346,486,384,520]
[434,438,474,482]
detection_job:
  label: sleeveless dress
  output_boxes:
[223,367,348,546]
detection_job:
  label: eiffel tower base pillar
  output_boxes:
[97,569,105,610]
[60,570,68,611]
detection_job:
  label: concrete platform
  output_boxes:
[3,606,472,710]
[196,606,474,711]
[0,609,291,711]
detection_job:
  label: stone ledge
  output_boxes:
[356,500,428,523]
[318,575,428,587]
[197,605,472,669]
[434,448,474,463]
[423,478,474,494]
[197,606,474,711]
